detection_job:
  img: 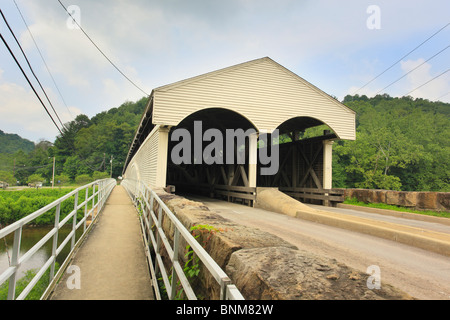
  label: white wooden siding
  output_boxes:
[152,57,356,140]
[126,126,160,186]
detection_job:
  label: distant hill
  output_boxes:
[0,130,35,154]
[335,94,450,192]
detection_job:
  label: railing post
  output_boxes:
[92,183,96,219]
[154,206,163,276]
[169,229,181,300]
[49,203,61,282]
[98,181,103,214]
[84,187,89,233]
[7,227,22,300]
[71,192,78,250]
[220,278,232,300]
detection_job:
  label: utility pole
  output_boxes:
[52,156,55,189]
[110,155,114,178]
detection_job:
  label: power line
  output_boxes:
[353,22,450,94]
[436,91,450,100]
[13,0,73,121]
[0,9,65,129]
[375,44,450,95]
[404,68,449,97]
[57,0,150,97]
[0,32,63,136]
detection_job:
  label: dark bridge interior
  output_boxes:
[166,108,339,206]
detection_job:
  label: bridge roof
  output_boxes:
[123,57,356,173]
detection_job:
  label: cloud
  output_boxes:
[2,0,449,144]
[0,79,58,141]
[400,59,450,100]
[0,67,81,142]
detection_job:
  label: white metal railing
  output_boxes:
[121,179,245,300]
[0,178,116,300]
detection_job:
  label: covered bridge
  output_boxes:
[122,57,355,205]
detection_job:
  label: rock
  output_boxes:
[386,191,400,206]
[437,193,450,211]
[153,190,415,300]
[226,247,414,300]
[398,192,417,208]
[417,192,438,210]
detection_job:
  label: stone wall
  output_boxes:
[153,189,413,300]
[338,188,450,212]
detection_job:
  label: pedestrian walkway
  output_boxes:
[49,185,154,300]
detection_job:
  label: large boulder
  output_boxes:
[226,247,414,300]
[153,190,414,300]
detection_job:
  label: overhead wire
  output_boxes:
[0,5,129,176]
[0,9,65,129]
[404,68,449,97]
[13,0,73,121]
[436,91,450,101]
[353,22,450,95]
[375,44,450,95]
[0,32,63,136]
[57,0,150,97]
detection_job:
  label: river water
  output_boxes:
[0,226,83,280]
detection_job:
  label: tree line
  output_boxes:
[0,97,147,186]
[332,94,449,192]
[0,94,448,192]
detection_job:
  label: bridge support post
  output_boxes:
[248,132,258,188]
[323,140,334,205]
[155,126,170,188]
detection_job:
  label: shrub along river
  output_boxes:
[0,187,92,283]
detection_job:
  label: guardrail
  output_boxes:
[169,182,256,207]
[0,178,116,300]
[280,187,345,206]
[121,179,245,300]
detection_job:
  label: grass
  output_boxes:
[343,197,450,219]
[0,263,60,300]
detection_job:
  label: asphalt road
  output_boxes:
[185,195,450,300]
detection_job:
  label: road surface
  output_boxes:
[185,195,450,300]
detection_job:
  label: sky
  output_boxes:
[0,0,449,143]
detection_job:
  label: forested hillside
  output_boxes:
[0,97,147,186]
[0,94,448,192]
[333,94,449,192]
[0,130,35,154]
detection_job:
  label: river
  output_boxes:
[0,225,84,280]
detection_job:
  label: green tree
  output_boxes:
[54,174,70,186]
[93,171,109,180]
[0,170,15,185]
[75,174,92,185]
[27,174,45,184]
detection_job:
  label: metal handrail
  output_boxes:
[0,178,116,300]
[121,179,245,300]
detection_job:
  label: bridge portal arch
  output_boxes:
[167,107,259,190]
[123,57,355,205]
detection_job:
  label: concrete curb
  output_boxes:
[255,188,450,257]
[336,203,450,226]
[295,208,450,258]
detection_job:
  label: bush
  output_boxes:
[27,174,45,184]
[54,174,70,186]
[75,174,91,185]
[93,171,109,180]
[0,188,80,225]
